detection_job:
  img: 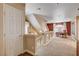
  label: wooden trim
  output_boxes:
[18,49,35,56]
[77,41,78,56]
[23,49,35,55]
[18,52,33,56]
[76,16,79,56]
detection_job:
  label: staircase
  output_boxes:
[25,14,53,55]
[26,14,48,34]
[35,31,53,48]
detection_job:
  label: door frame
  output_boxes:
[76,16,79,56]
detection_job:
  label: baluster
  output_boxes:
[40,36,42,45]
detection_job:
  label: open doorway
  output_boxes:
[24,3,77,56]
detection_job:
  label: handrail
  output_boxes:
[35,31,53,48]
[35,35,43,41]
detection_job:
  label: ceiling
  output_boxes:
[25,3,79,21]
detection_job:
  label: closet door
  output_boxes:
[4,4,24,56]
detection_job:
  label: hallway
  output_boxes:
[36,37,76,56]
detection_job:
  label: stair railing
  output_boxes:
[35,31,53,49]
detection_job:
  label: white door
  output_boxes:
[4,4,24,56]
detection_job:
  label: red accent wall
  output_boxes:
[47,23,53,31]
[66,22,71,35]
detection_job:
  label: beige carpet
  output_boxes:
[36,37,76,56]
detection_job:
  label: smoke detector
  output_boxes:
[37,8,41,10]
[77,8,79,10]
